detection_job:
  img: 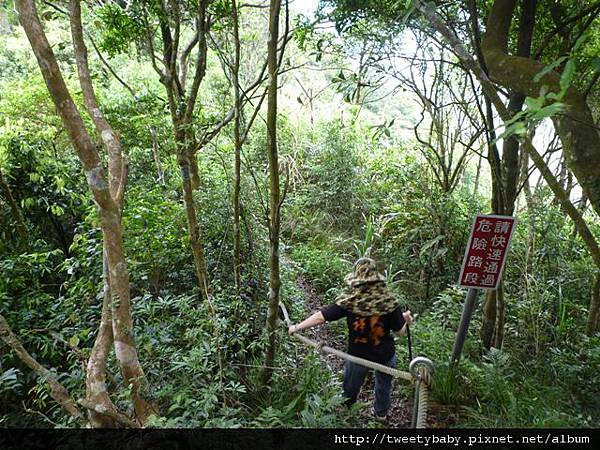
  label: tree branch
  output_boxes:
[0,314,84,422]
[70,0,124,201]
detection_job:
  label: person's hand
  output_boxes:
[403,310,414,326]
[288,324,297,335]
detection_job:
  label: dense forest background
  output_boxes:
[1,0,599,428]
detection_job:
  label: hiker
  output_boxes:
[288,257,413,419]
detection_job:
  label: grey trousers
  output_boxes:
[342,354,397,416]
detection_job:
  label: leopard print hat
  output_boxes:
[335,257,399,316]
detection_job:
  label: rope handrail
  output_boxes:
[410,367,431,429]
[279,301,413,382]
[279,301,434,428]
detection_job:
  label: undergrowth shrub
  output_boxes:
[290,242,350,294]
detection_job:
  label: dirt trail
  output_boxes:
[296,275,412,427]
[295,274,458,428]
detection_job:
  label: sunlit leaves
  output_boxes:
[559,59,576,93]
[94,3,144,57]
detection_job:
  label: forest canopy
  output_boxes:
[1,0,599,430]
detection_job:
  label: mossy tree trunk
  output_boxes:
[262,0,283,386]
[481,0,600,218]
[414,0,600,337]
[231,0,242,292]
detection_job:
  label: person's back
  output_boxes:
[321,303,404,365]
[289,257,413,419]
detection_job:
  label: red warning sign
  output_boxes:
[458,214,516,290]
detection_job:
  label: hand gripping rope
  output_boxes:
[279,302,434,428]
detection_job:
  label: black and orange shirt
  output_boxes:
[320,304,405,365]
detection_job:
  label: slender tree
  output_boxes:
[15,0,153,425]
[262,0,283,386]
[231,0,242,292]
[145,0,212,298]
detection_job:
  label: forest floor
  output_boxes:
[295,274,459,428]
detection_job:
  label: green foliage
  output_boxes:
[291,242,350,293]
[351,213,376,258]
[123,185,194,294]
[294,120,364,227]
[0,367,24,423]
[1,0,600,430]
[430,363,464,406]
[246,351,359,428]
[377,183,475,306]
[94,3,143,57]
[321,0,411,34]
[547,335,600,414]
[458,345,597,427]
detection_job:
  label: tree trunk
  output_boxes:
[480,289,497,349]
[480,97,502,350]
[16,0,152,424]
[189,151,202,190]
[558,156,568,191]
[85,247,118,428]
[586,271,600,336]
[241,204,255,264]
[232,0,242,292]
[179,149,210,299]
[474,0,534,350]
[154,0,211,299]
[481,0,600,218]
[503,0,536,214]
[520,150,536,259]
[502,101,522,215]
[69,0,152,423]
[492,278,505,348]
[0,314,84,422]
[0,169,28,240]
[473,154,482,197]
[149,126,165,185]
[262,0,282,386]
[497,0,535,209]
[572,191,588,240]
[100,197,154,424]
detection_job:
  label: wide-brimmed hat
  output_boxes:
[335,257,399,316]
[344,257,386,287]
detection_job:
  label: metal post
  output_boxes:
[406,324,413,362]
[450,288,479,365]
